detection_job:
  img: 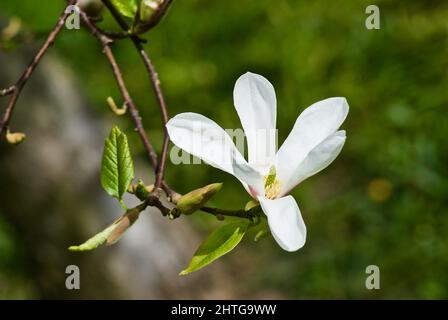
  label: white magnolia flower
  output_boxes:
[166,72,349,252]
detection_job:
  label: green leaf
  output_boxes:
[68,207,141,252]
[101,126,134,201]
[110,0,138,19]
[68,223,117,252]
[180,221,249,275]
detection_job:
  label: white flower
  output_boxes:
[166,72,349,252]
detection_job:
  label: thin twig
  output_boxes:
[94,27,147,42]
[89,4,258,222]
[136,195,260,222]
[99,1,249,218]
[0,3,260,222]
[101,0,170,191]
[139,48,170,189]
[144,194,172,216]
[201,206,262,221]
[0,86,15,97]
[0,0,77,135]
[99,29,131,40]
[80,11,159,170]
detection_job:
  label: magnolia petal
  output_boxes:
[280,130,346,195]
[258,195,306,252]
[166,112,264,196]
[234,72,277,173]
[277,97,349,184]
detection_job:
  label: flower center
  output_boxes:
[264,165,281,199]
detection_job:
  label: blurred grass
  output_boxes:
[0,0,447,298]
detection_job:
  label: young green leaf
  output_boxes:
[101,126,135,202]
[68,222,117,252]
[110,0,138,19]
[180,221,249,275]
[68,207,140,252]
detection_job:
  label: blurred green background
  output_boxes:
[0,0,447,299]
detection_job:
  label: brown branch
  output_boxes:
[0,0,77,136]
[89,3,259,222]
[99,29,132,40]
[144,194,172,216]
[79,11,159,171]
[99,1,250,219]
[200,206,262,221]
[142,200,260,222]
[101,0,170,191]
[0,2,260,223]
[82,13,183,218]
[140,47,170,189]
[136,194,261,222]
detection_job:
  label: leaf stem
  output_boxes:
[119,199,128,211]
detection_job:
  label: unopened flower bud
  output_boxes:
[128,179,154,201]
[78,0,104,18]
[6,129,26,145]
[132,0,173,34]
[176,183,223,215]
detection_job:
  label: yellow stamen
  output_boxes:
[264,165,281,199]
[265,180,281,199]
